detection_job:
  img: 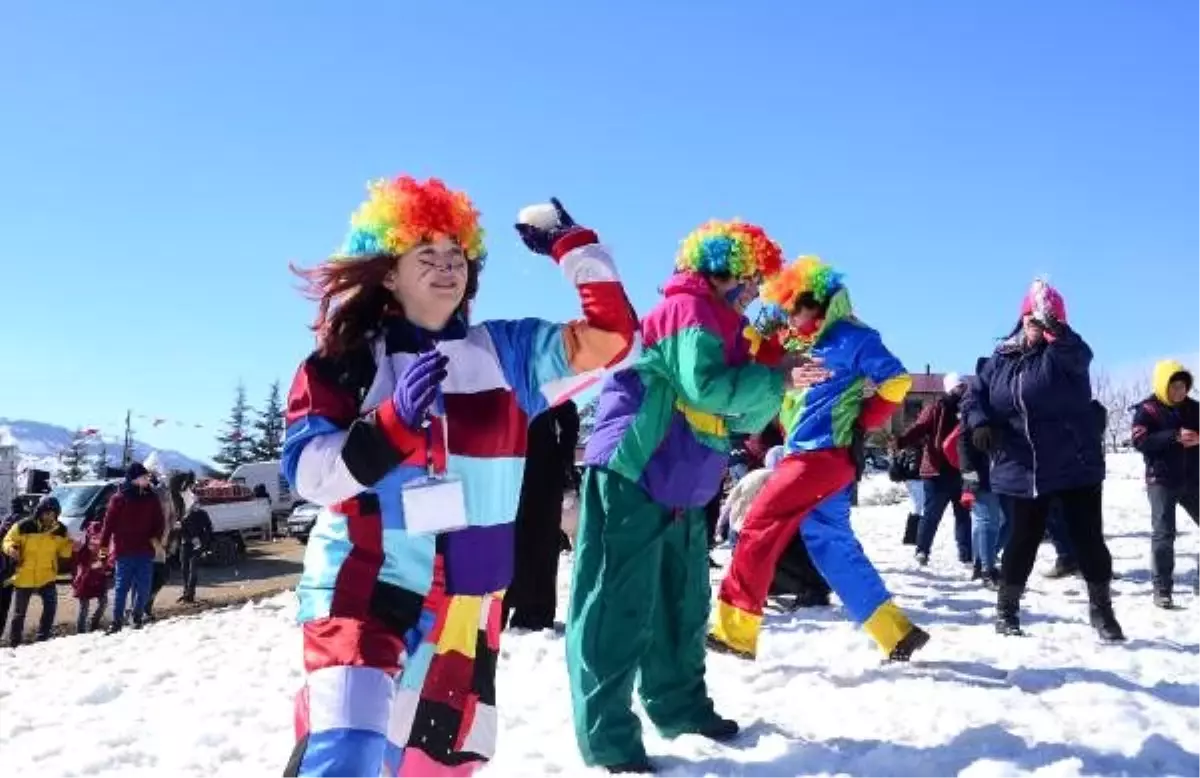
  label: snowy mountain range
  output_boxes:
[0,418,211,476]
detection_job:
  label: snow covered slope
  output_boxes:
[0,418,210,474]
[1,455,1196,776]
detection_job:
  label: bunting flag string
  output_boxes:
[65,411,220,444]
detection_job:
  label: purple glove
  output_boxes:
[392,350,449,429]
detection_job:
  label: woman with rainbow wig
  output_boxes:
[567,219,789,773]
[281,176,638,776]
[709,256,931,663]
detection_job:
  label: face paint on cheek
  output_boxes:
[797,318,821,336]
[724,283,748,305]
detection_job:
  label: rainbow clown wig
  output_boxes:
[749,256,853,352]
[760,256,846,313]
[334,176,486,262]
[675,220,784,281]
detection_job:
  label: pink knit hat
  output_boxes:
[1019,279,1067,323]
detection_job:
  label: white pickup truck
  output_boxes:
[197,494,273,565]
[51,479,271,566]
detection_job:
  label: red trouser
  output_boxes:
[719,449,854,615]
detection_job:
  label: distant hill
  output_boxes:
[0,418,212,476]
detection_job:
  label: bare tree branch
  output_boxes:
[1093,368,1152,452]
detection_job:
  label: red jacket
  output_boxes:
[99,484,166,559]
[896,394,962,479]
[72,522,113,599]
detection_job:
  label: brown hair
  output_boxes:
[292,253,482,357]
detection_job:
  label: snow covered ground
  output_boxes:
[2,454,1197,776]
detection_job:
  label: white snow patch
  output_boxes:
[1,455,1196,777]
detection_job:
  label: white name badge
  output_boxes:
[402,475,469,536]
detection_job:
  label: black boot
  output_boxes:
[982,568,1001,592]
[1087,581,1126,642]
[971,560,982,580]
[605,757,656,774]
[995,584,1023,636]
[705,633,754,661]
[1153,579,1174,609]
[695,716,740,742]
[902,514,920,545]
[788,588,832,609]
[888,625,930,662]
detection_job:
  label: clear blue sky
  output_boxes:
[1,1,1195,462]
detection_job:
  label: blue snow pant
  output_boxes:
[113,554,153,627]
[970,491,1010,571]
[916,473,972,562]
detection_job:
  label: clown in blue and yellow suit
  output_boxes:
[710,257,931,662]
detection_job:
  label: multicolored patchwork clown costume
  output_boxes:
[709,257,930,662]
[567,220,786,771]
[282,176,638,776]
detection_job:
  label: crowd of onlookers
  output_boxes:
[0,463,214,646]
[886,357,1198,618]
[711,353,1197,641]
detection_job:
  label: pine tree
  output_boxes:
[214,383,252,474]
[60,430,88,482]
[249,380,285,462]
[92,440,109,479]
[578,396,598,441]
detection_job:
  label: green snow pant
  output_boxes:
[566,467,717,767]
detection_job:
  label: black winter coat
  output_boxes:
[957,359,993,492]
[179,508,214,551]
[1131,394,1198,490]
[961,325,1105,498]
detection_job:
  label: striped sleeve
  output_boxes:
[282,354,427,507]
[484,230,640,416]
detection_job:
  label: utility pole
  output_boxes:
[121,409,135,468]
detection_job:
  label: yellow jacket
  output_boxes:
[2,517,73,589]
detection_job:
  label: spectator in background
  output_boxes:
[142,476,175,622]
[72,519,112,633]
[176,476,213,603]
[0,497,25,636]
[2,496,72,645]
[895,373,973,567]
[1131,360,1199,608]
[100,463,166,633]
[887,443,923,546]
[504,399,580,631]
[958,363,1010,589]
[963,279,1123,642]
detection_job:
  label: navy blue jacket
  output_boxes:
[1131,394,1198,490]
[961,326,1105,498]
[957,382,993,492]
